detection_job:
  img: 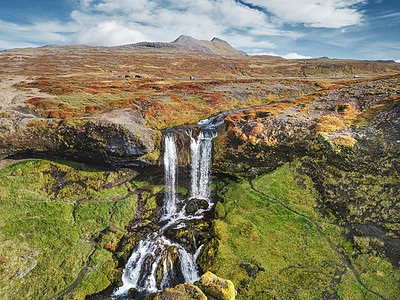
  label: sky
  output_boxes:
[0,0,400,61]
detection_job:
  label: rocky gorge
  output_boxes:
[0,45,399,299]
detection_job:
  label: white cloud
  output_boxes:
[69,0,294,46]
[246,0,366,28]
[0,0,370,55]
[0,20,72,49]
[396,60,400,63]
[377,12,400,19]
[282,52,313,59]
[74,21,147,46]
[251,51,312,59]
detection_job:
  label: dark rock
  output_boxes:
[155,246,184,290]
[185,198,209,214]
[239,262,265,278]
[163,219,211,254]
[128,288,139,299]
[197,238,219,271]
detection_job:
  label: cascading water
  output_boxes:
[190,129,215,200]
[112,123,217,299]
[163,132,178,218]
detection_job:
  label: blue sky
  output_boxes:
[1,0,399,61]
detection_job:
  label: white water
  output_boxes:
[163,132,178,218]
[191,131,213,200]
[112,125,216,299]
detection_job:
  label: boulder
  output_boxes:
[185,198,209,214]
[195,271,236,300]
[144,282,206,300]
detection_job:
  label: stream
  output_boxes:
[112,119,218,299]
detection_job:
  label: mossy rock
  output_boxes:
[214,201,226,219]
[185,198,209,214]
[197,238,220,271]
[144,282,206,300]
[195,271,236,300]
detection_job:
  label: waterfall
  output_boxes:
[190,128,217,200]
[112,124,217,299]
[163,132,178,218]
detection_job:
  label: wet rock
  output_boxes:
[195,271,236,300]
[197,238,219,271]
[163,219,211,254]
[155,246,184,289]
[185,198,209,214]
[128,288,139,299]
[144,282,206,300]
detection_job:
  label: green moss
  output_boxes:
[352,254,400,299]
[176,186,188,196]
[0,159,142,299]
[74,248,117,299]
[195,271,236,300]
[0,198,93,299]
[74,202,113,238]
[110,194,138,228]
[205,162,400,299]
[0,159,133,202]
[214,201,226,220]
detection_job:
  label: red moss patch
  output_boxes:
[84,105,104,114]
[104,243,116,251]
[26,97,64,110]
[249,123,264,136]
[26,120,49,129]
[106,99,132,108]
[45,108,83,119]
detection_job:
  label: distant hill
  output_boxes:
[1,38,400,79]
[117,35,247,56]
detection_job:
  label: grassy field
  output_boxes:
[206,162,400,299]
[0,159,144,299]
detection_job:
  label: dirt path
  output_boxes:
[0,75,53,113]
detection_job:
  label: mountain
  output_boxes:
[118,35,247,56]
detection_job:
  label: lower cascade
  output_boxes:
[112,122,217,299]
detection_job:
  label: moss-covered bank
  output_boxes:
[0,159,164,299]
[199,162,400,299]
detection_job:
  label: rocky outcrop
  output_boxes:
[213,76,400,176]
[144,282,206,300]
[0,108,158,168]
[144,272,237,300]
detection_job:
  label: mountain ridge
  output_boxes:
[118,35,247,56]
